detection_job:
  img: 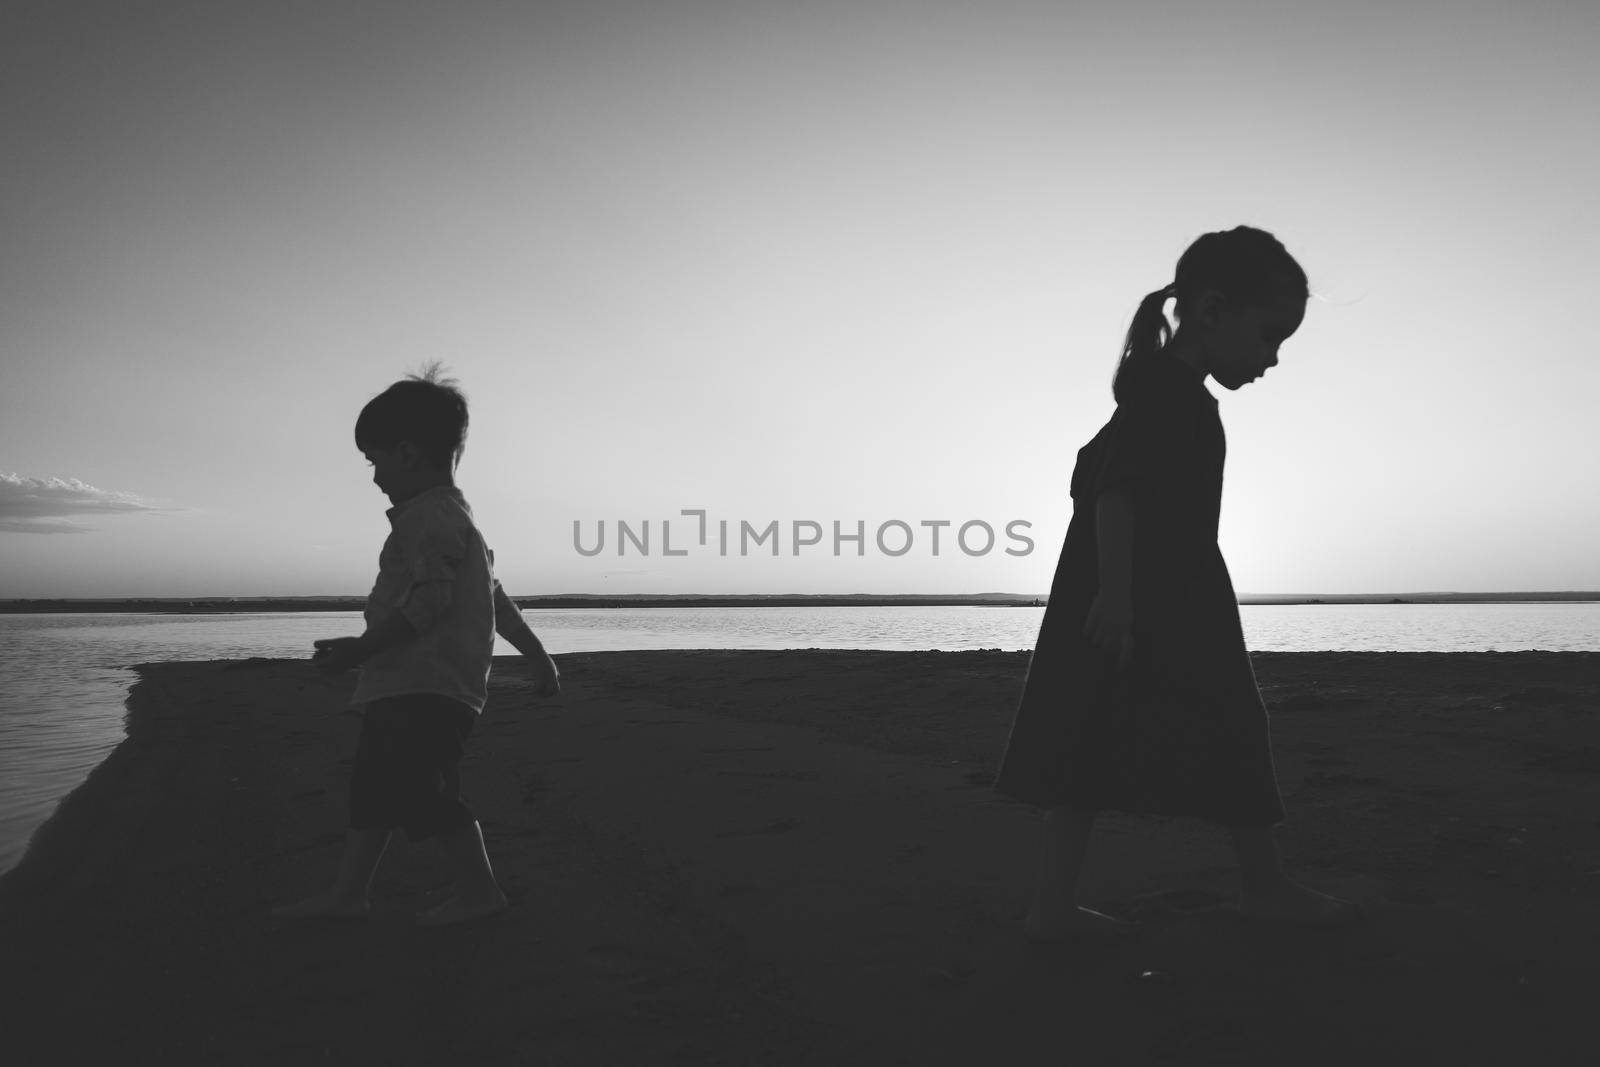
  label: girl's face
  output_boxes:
[1206,298,1305,391]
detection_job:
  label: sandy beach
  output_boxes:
[2,650,1597,1065]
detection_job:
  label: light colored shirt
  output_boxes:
[351,485,500,713]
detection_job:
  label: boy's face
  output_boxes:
[361,442,438,505]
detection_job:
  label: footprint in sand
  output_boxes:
[1149,1016,1263,1062]
[1120,888,1233,921]
[1303,771,1388,787]
[582,944,680,994]
[712,817,801,838]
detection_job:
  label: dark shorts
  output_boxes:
[348,694,477,841]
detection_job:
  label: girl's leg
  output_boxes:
[1228,823,1284,892]
[1024,806,1135,939]
[1037,805,1097,905]
[1227,824,1359,924]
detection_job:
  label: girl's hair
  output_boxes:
[354,361,469,466]
[1112,226,1308,402]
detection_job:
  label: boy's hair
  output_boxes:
[355,362,469,467]
[1113,226,1309,402]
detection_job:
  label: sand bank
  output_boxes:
[2,651,1596,1065]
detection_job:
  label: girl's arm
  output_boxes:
[1094,487,1136,601]
[1084,487,1136,671]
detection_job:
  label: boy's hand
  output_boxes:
[525,654,561,697]
[312,637,367,674]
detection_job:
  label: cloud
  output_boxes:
[0,517,92,534]
[0,472,174,534]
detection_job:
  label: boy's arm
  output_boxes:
[312,514,455,673]
[389,512,468,637]
[493,584,546,657]
[494,583,561,695]
[312,611,418,672]
[357,610,419,658]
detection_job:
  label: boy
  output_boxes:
[274,365,561,926]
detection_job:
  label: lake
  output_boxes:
[3,602,1597,874]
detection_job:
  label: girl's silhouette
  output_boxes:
[994,226,1358,939]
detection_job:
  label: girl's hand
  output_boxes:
[1083,590,1135,673]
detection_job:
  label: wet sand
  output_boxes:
[2,650,1596,1065]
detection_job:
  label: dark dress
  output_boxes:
[993,352,1285,826]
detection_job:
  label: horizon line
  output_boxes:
[4,590,1600,602]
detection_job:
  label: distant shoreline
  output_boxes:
[2,591,1598,613]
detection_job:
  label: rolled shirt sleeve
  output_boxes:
[354,486,500,712]
[394,516,468,633]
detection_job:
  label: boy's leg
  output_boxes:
[439,818,501,898]
[1024,806,1135,940]
[402,702,507,926]
[1227,824,1360,924]
[272,828,391,917]
[417,820,509,926]
[275,699,403,919]
[332,827,394,901]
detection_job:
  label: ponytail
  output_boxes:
[1111,283,1176,403]
[1109,226,1308,403]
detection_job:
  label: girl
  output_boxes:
[994,226,1358,940]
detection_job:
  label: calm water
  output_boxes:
[3,602,1597,874]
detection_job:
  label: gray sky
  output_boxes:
[3,0,1596,596]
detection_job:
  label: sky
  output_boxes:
[2,0,1596,598]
